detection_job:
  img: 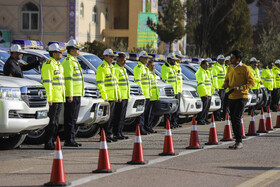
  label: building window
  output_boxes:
[21,2,39,31]
[105,8,109,20]
[80,3,84,17]
[92,6,97,24]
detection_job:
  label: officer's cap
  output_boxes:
[217,54,225,60]
[48,43,66,52]
[275,59,280,65]
[67,39,83,50]
[103,49,118,56]
[167,52,179,60]
[139,51,152,58]
[250,57,257,63]
[206,58,214,63]
[10,44,26,53]
[117,52,126,58]
[174,50,185,58]
[225,56,230,61]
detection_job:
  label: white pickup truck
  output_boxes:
[0,75,49,149]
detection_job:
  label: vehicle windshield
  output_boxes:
[0,51,10,62]
[125,61,137,70]
[180,64,196,80]
[83,55,103,69]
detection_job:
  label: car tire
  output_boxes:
[24,129,46,145]
[0,134,26,150]
[76,124,99,138]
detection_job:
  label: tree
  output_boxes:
[186,0,253,57]
[82,40,107,58]
[147,0,186,52]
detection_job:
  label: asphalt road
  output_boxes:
[1,111,280,187]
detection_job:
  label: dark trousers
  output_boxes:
[64,96,81,144]
[139,99,150,130]
[45,103,62,146]
[248,89,259,114]
[214,89,225,119]
[271,88,280,111]
[100,101,116,136]
[229,98,248,143]
[196,96,210,123]
[113,99,128,136]
[223,92,230,119]
[146,100,156,130]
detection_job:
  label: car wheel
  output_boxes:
[24,129,46,145]
[0,134,26,150]
[76,124,99,138]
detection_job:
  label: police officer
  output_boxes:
[272,59,280,112]
[248,57,262,115]
[146,58,159,133]
[62,39,84,147]
[113,52,129,139]
[96,49,120,142]
[133,51,152,135]
[4,44,45,78]
[161,52,179,128]
[225,56,231,68]
[174,50,185,128]
[212,55,227,121]
[261,61,274,111]
[41,43,65,150]
[195,60,212,125]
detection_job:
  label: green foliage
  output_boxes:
[130,43,158,54]
[111,38,128,52]
[186,0,253,57]
[82,40,107,58]
[147,0,186,52]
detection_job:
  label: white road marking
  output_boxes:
[8,167,33,174]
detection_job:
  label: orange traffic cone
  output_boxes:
[266,106,274,131]
[246,110,259,136]
[241,116,246,139]
[186,116,203,149]
[257,107,268,133]
[205,114,219,145]
[127,124,148,164]
[159,119,176,156]
[92,128,113,173]
[220,112,233,141]
[44,136,71,186]
[274,105,280,128]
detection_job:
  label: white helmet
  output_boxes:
[66,39,83,49]
[217,54,225,60]
[250,57,257,62]
[103,49,118,56]
[174,50,185,58]
[10,44,26,53]
[225,56,230,61]
[167,52,179,60]
[139,51,152,58]
[48,43,66,52]
[275,59,280,65]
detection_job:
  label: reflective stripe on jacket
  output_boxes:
[62,54,84,97]
[133,61,152,98]
[195,66,212,97]
[114,63,130,99]
[161,62,178,94]
[211,62,227,89]
[173,62,183,93]
[272,66,280,88]
[148,70,159,101]
[41,57,65,102]
[96,60,120,101]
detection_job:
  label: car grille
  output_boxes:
[165,87,175,97]
[130,85,142,95]
[190,91,200,98]
[21,86,47,108]
[84,87,100,98]
[133,99,145,108]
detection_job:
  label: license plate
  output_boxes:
[136,105,144,112]
[36,110,48,119]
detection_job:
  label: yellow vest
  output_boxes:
[272,66,280,88]
[148,70,159,101]
[161,62,178,94]
[249,66,261,89]
[173,62,183,93]
[133,61,152,98]
[195,66,212,97]
[211,62,227,89]
[261,66,274,91]
[114,63,130,99]
[41,57,65,103]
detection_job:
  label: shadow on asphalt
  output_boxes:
[219,166,280,170]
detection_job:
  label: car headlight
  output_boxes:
[181,90,193,98]
[0,87,22,101]
[159,87,166,96]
